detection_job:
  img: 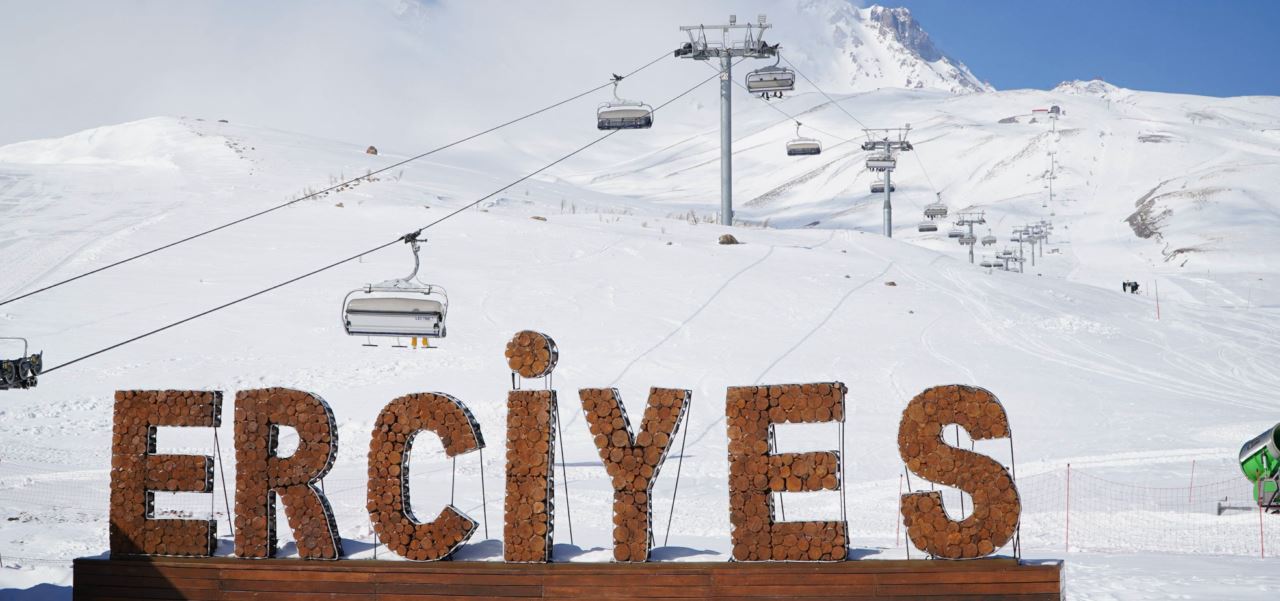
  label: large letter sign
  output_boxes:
[102,333,1024,565]
[109,390,221,556]
[580,387,690,562]
[367,392,485,561]
[726,383,847,561]
[234,388,343,559]
[898,385,1020,559]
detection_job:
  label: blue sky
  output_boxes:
[893,0,1280,97]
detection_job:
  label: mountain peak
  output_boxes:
[865,5,944,63]
[798,1,991,95]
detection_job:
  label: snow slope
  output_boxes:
[568,77,1280,308]
[1,115,1278,599]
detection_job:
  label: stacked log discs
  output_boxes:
[367,392,484,561]
[725,383,847,562]
[897,384,1020,560]
[233,388,343,560]
[579,387,691,562]
[504,389,556,561]
[503,330,559,562]
[109,390,221,556]
[505,330,558,379]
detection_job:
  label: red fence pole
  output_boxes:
[1065,463,1072,553]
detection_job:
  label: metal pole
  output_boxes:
[883,169,893,237]
[968,222,975,264]
[719,53,733,226]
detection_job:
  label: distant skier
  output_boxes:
[1131,282,1140,294]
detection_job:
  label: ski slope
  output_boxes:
[1,112,1279,599]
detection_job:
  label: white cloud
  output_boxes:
[0,0,864,150]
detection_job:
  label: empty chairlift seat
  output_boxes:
[982,233,997,246]
[871,182,896,194]
[344,296,445,338]
[947,227,964,239]
[917,220,938,233]
[786,138,821,156]
[786,122,821,156]
[342,233,449,346]
[597,104,653,130]
[597,75,654,130]
[865,154,896,171]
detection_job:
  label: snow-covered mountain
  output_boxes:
[818,3,991,94]
[3,3,1280,599]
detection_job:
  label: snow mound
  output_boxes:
[0,117,235,169]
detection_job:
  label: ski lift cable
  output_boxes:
[0,50,675,309]
[910,146,940,196]
[40,67,725,376]
[777,55,868,130]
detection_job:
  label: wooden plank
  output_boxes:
[73,556,1063,601]
[541,574,709,586]
[70,585,221,601]
[220,592,376,601]
[877,581,1064,596]
[217,568,378,583]
[219,578,376,593]
[541,585,712,599]
[376,582,543,597]
[74,573,222,591]
[716,584,879,597]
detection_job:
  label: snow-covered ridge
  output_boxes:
[802,2,990,95]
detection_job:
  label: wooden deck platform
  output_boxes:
[73,555,1062,600]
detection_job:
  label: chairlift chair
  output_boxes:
[981,232,997,246]
[342,234,448,347]
[745,54,795,99]
[865,154,896,171]
[597,75,654,131]
[947,227,964,239]
[959,234,977,246]
[0,337,42,390]
[980,258,998,268]
[923,194,948,219]
[786,122,821,156]
[917,220,938,233]
[870,176,896,194]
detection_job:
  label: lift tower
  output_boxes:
[676,15,778,226]
[862,127,913,237]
